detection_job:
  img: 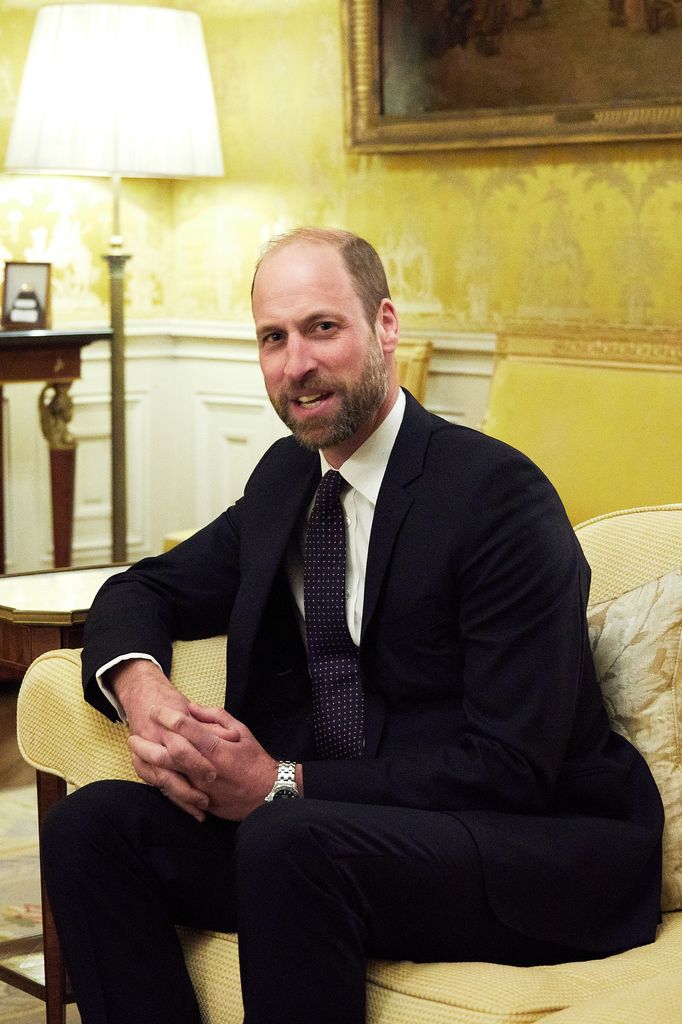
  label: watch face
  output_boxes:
[273,787,299,799]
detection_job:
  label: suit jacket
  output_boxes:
[82,391,663,954]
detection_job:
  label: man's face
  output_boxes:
[252,242,394,462]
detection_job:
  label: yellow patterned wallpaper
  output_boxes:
[1,0,681,332]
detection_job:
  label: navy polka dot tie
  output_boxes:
[304,470,364,759]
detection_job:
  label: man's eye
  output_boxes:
[261,331,284,345]
[317,321,335,333]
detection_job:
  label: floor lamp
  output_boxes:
[5,4,224,562]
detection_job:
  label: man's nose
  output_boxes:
[284,335,317,380]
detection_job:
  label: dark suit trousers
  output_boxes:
[41,780,592,1024]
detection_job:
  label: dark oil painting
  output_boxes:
[380,0,682,117]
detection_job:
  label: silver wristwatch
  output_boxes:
[264,760,300,801]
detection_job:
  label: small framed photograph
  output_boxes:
[2,261,51,330]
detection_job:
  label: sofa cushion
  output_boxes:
[588,569,682,911]
[178,912,682,1024]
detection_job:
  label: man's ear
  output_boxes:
[376,298,400,355]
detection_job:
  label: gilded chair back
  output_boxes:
[395,341,432,405]
[481,326,682,525]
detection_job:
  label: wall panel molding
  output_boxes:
[59,387,151,566]
[193,391,286,528]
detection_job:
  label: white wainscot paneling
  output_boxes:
[70,389,110,563]
[122,388,151,560]
[3,382,52,572]
[410,331,496,427]
[193,391,286,528]
[70,386,151,565]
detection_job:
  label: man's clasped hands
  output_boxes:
[111,659,280,823]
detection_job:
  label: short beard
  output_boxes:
[270,334,389,452]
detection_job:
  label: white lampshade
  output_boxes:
[5,4,224,178]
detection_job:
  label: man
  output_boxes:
[42,228,663,1024]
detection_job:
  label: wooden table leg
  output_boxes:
[38,383,76,570]
[36,770,68,1024]
[49,449,75,569]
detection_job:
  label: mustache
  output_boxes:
[278,376,346,401]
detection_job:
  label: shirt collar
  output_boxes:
[319,388,406,506]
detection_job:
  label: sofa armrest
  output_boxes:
[17,636,228,787]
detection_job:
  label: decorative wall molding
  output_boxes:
[193,391,286,527]
[498,323,682,369]
[69,389,114,556]
[53,387,151,565]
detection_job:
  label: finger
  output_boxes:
[128,749,208,803]
[188,703,241,740]
[149,704,232,761]
[128,733,168,765]
[128,732,212,778]
[129,731,217,786]
[187,702,231,722]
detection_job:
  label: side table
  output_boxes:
[0,564,128,1024]
[0,327,113,572]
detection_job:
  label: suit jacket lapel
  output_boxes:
[361,392,433,638]
[227,441,319,717]
[359,394,433,758]
[242,444,320,589]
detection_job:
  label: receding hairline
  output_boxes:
[253,227,365,273]
[252,230,346,290]
[250,227,391,326]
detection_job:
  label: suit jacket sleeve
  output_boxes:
[81,499,243,719]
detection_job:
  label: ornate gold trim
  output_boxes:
[496,324,682,369]
[341,1,682,152]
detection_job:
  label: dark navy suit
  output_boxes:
[46,391,663,1023]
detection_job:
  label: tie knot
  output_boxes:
[312,470,346,516]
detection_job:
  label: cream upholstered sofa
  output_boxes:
[17,504,682,1024]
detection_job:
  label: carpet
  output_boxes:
[0,785,79,1023]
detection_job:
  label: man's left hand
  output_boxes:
[128,702,278,820]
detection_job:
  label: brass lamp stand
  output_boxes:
[103,174,130,563]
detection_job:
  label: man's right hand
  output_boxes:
[108,659,229,822]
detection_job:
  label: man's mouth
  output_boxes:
[294,392,332,409]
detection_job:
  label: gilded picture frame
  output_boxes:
[341,1,682,151]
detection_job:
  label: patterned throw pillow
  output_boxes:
[588,569,682,912]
